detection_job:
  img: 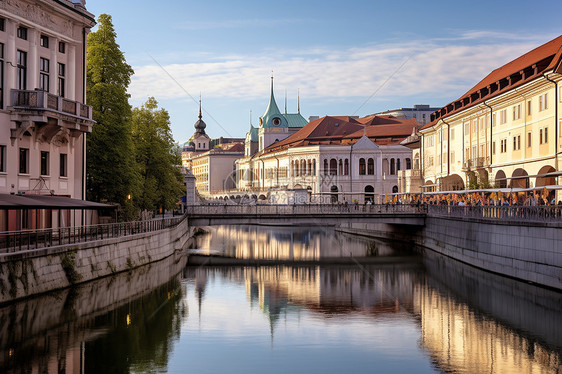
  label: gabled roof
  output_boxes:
[422,34,562,130]
[262,115,417,154]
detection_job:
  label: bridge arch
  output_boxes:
[536,165,556,187]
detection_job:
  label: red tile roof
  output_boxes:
[262,115,417,154]
[421,35,562,131]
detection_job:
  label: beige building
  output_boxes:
[181,102,244,196]
[0,0,96,230]
[419,35,562,193]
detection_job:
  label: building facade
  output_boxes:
[419,35,562,194]
[236,115,417,203]
[0,0,96,230]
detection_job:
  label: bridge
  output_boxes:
[184,204,427,226]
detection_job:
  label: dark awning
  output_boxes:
[0,194,115,209]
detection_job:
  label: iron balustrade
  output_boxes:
[185,204,427,216]
[427,205,562,223]
[0,216,184,254]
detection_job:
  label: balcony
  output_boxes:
[462,157,488,171]
[9,89,95,134]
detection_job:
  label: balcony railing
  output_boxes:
[427,205,562,224]
[10,89,93,121]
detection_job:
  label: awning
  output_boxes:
[0,194,115,209]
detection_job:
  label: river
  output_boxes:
[1,225,560,373]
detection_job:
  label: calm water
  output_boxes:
[1,225,561,374]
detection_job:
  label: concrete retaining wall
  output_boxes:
[418,216,562,290]
[0,217,192,304]
[337,217,562,290]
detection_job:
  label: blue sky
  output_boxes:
[85,0,562,143]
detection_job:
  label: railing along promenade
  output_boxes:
[427,205,562,224]
[0,217,184,254]
[185,203,427,216]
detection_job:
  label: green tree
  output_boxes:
[132,97,184,213]
[86,14,139,219]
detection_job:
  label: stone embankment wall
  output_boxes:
[337,217,562,290]
[0,218,193,304]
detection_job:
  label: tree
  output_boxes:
[86,14,139,219]
[132,97,184,213]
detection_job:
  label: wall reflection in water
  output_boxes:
[0,253,188,374]
[195,225,410,260]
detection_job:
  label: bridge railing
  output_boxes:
[186,204,427,216]
[427,205,562,224]
[0,216,184,254]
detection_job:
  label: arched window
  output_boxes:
[392,185,398,193]
[414,155,420,170]
[291,161,294,177]
[406,158,412,169]
[301,160,306,176]
[364,185,374,203]
[295,161,299,177]
[396,159,401,171]
[338,159,343,175]
[344,159,349,175]
[359,158,366,175]
[307,160,312,176]
[367,158,374,175]
[312,160,316,176]
[330,158,337,175]
[324,159,328,175]
[390,159,395,175]
[331,185,338,204]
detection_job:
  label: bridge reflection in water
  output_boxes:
[0,225,560,373]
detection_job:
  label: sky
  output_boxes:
[84,0,562,144]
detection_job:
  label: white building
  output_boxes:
[372,104,440,126]
[236,115,418,203]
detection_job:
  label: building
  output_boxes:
[372,104,440,126]
[418,35,562,194]
[236,114,417,203]
[181,100,245,196]
[0,0,100,231]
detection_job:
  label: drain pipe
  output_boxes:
[482,100,493,166]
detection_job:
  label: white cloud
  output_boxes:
[129,33,553,108]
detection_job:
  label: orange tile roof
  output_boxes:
[421,34,562,131]
[262,115,417,154]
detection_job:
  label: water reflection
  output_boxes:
[0,252,188,374]
[194,225,411,260]
[0,225,561,373]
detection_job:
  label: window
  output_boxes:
[17,50,26,90]
[390,159,395,175]
[500,109,507,124]
[500,139,507,153]
[464,122,469,134]
[359,158,366,175]
[367,158,374,175]
[19,148,29,174]
[59,41,66,53]
[540,129,544,144]
[539,93,548,111]
[40,35,49,48]
[513,135,521,151]
[539,128,548,144]
[60,153,67,177]
[40,58,49,91]
[40,151,49,175]
[344,159,349,175]
[0,43,3,109]
[57,63,65,97]
[527,100,532,115]
[0,145,5,172]
[0,18,5,32]
[545,127,548,143]
[528,132,532,147]
[17,26,27,40]
[492,142,496,155]
[406,158,411,169]
[492,113,496,127]
[513,104,521,120]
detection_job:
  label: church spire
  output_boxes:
[297,88,300,114]
[198,93,202,120]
